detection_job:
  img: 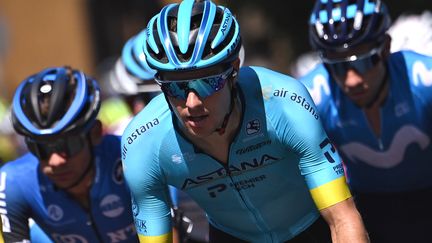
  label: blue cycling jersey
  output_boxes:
[0,135,138,243]
[300,51,432,193]
[121,66,351,242]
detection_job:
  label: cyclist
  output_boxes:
[300,0,432,242]
[0,66,138,242]
[121,0,368,242]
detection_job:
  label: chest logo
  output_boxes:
[100,194,125,218]
[340,125,430,168]
[246,119,260,135]
[47,204,64,221]
[412,61,432,87]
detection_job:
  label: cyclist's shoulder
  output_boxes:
[298,63,329,87]
[388,51,432,89]
[1,153,38,175]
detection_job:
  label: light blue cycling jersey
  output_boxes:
[121,66,351,242]
[300,51,432,193]
[0,135,138,243]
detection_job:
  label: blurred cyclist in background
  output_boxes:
[0,66,138,242]
[300,0,432,242]
[122,0,368,242]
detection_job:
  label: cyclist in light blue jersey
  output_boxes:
[300,0,432,242]
[0,66,138,242]
[121,0,368,242]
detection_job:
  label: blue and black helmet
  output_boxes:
[309,0,391,52]
[144,0,242,74]
[11,66,101,139]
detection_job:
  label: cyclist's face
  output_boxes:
[324,42,389,107]
[168,76,233,138]
[39,140,92,189]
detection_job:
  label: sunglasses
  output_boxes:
[322,46,383,77]
[155,68,234,100]
[25,134,88,160]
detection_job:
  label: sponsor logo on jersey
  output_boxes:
[100,194,125,218]
[132,198,139,217]
[235,140,272,155]
[51,233,88,243]
[0,172,11,232]
[340,125,430,168]
[273,88,320,120]
[106,223,137,242]
[412,60,432,87]
[246,119,260,135]
[122,118,159,160]
[47,204,64,221]
[207,174,267,198]
[135,219,147,233]
[112,159,124,185]
[181,154,279,190]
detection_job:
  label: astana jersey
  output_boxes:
[122,66,351,242]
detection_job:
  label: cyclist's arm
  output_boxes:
[320,197,369,243]
[270,74,368,242]
[0,169,31,242]
[121,139,173,242]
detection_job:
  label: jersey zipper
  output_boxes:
[83,194,104,243]
[224,165,275,242]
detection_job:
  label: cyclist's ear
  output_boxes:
[89,120,103,146]
[382,34,392,59]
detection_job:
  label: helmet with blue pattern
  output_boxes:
[309,0,391,52]
[11,66,101,139]
[109,30,160,96]
[144,0,242,78]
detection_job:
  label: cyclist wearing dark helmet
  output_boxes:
[300,0,432,242]
[121,0,368,242]
[0,66,138,242]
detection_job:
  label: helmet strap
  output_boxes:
[215,75,238,135]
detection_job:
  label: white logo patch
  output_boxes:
[47,204,64,221]
[340,125,430,168]
[412,61,432,87]
[100,194,124,218]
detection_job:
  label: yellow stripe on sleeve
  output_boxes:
[138,232,173,243]
[309,176,352,210]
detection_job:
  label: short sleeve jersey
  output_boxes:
[300,51,432,193]
[0,135,138,243]
[122,66,351,242]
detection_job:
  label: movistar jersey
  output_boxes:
[300,51,432,193]
[121,66,351,242]
[0,135,138,243]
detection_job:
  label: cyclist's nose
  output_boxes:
[185,91,203,109]
[47,153,67,167]
[344,69,365,89]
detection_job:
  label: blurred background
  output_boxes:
[0,0,430,162]
[0,0,430,98]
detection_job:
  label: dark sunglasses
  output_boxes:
[322,46,383,77]
[155,68,234,100]
[25,134,88,160]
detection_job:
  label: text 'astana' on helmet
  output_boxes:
[309,0,391,52]
[11,66,101,139]
[144,0,242,74]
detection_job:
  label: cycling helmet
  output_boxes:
[309,0,391,52]
[11,66,101,139]
[144,0,242,75]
